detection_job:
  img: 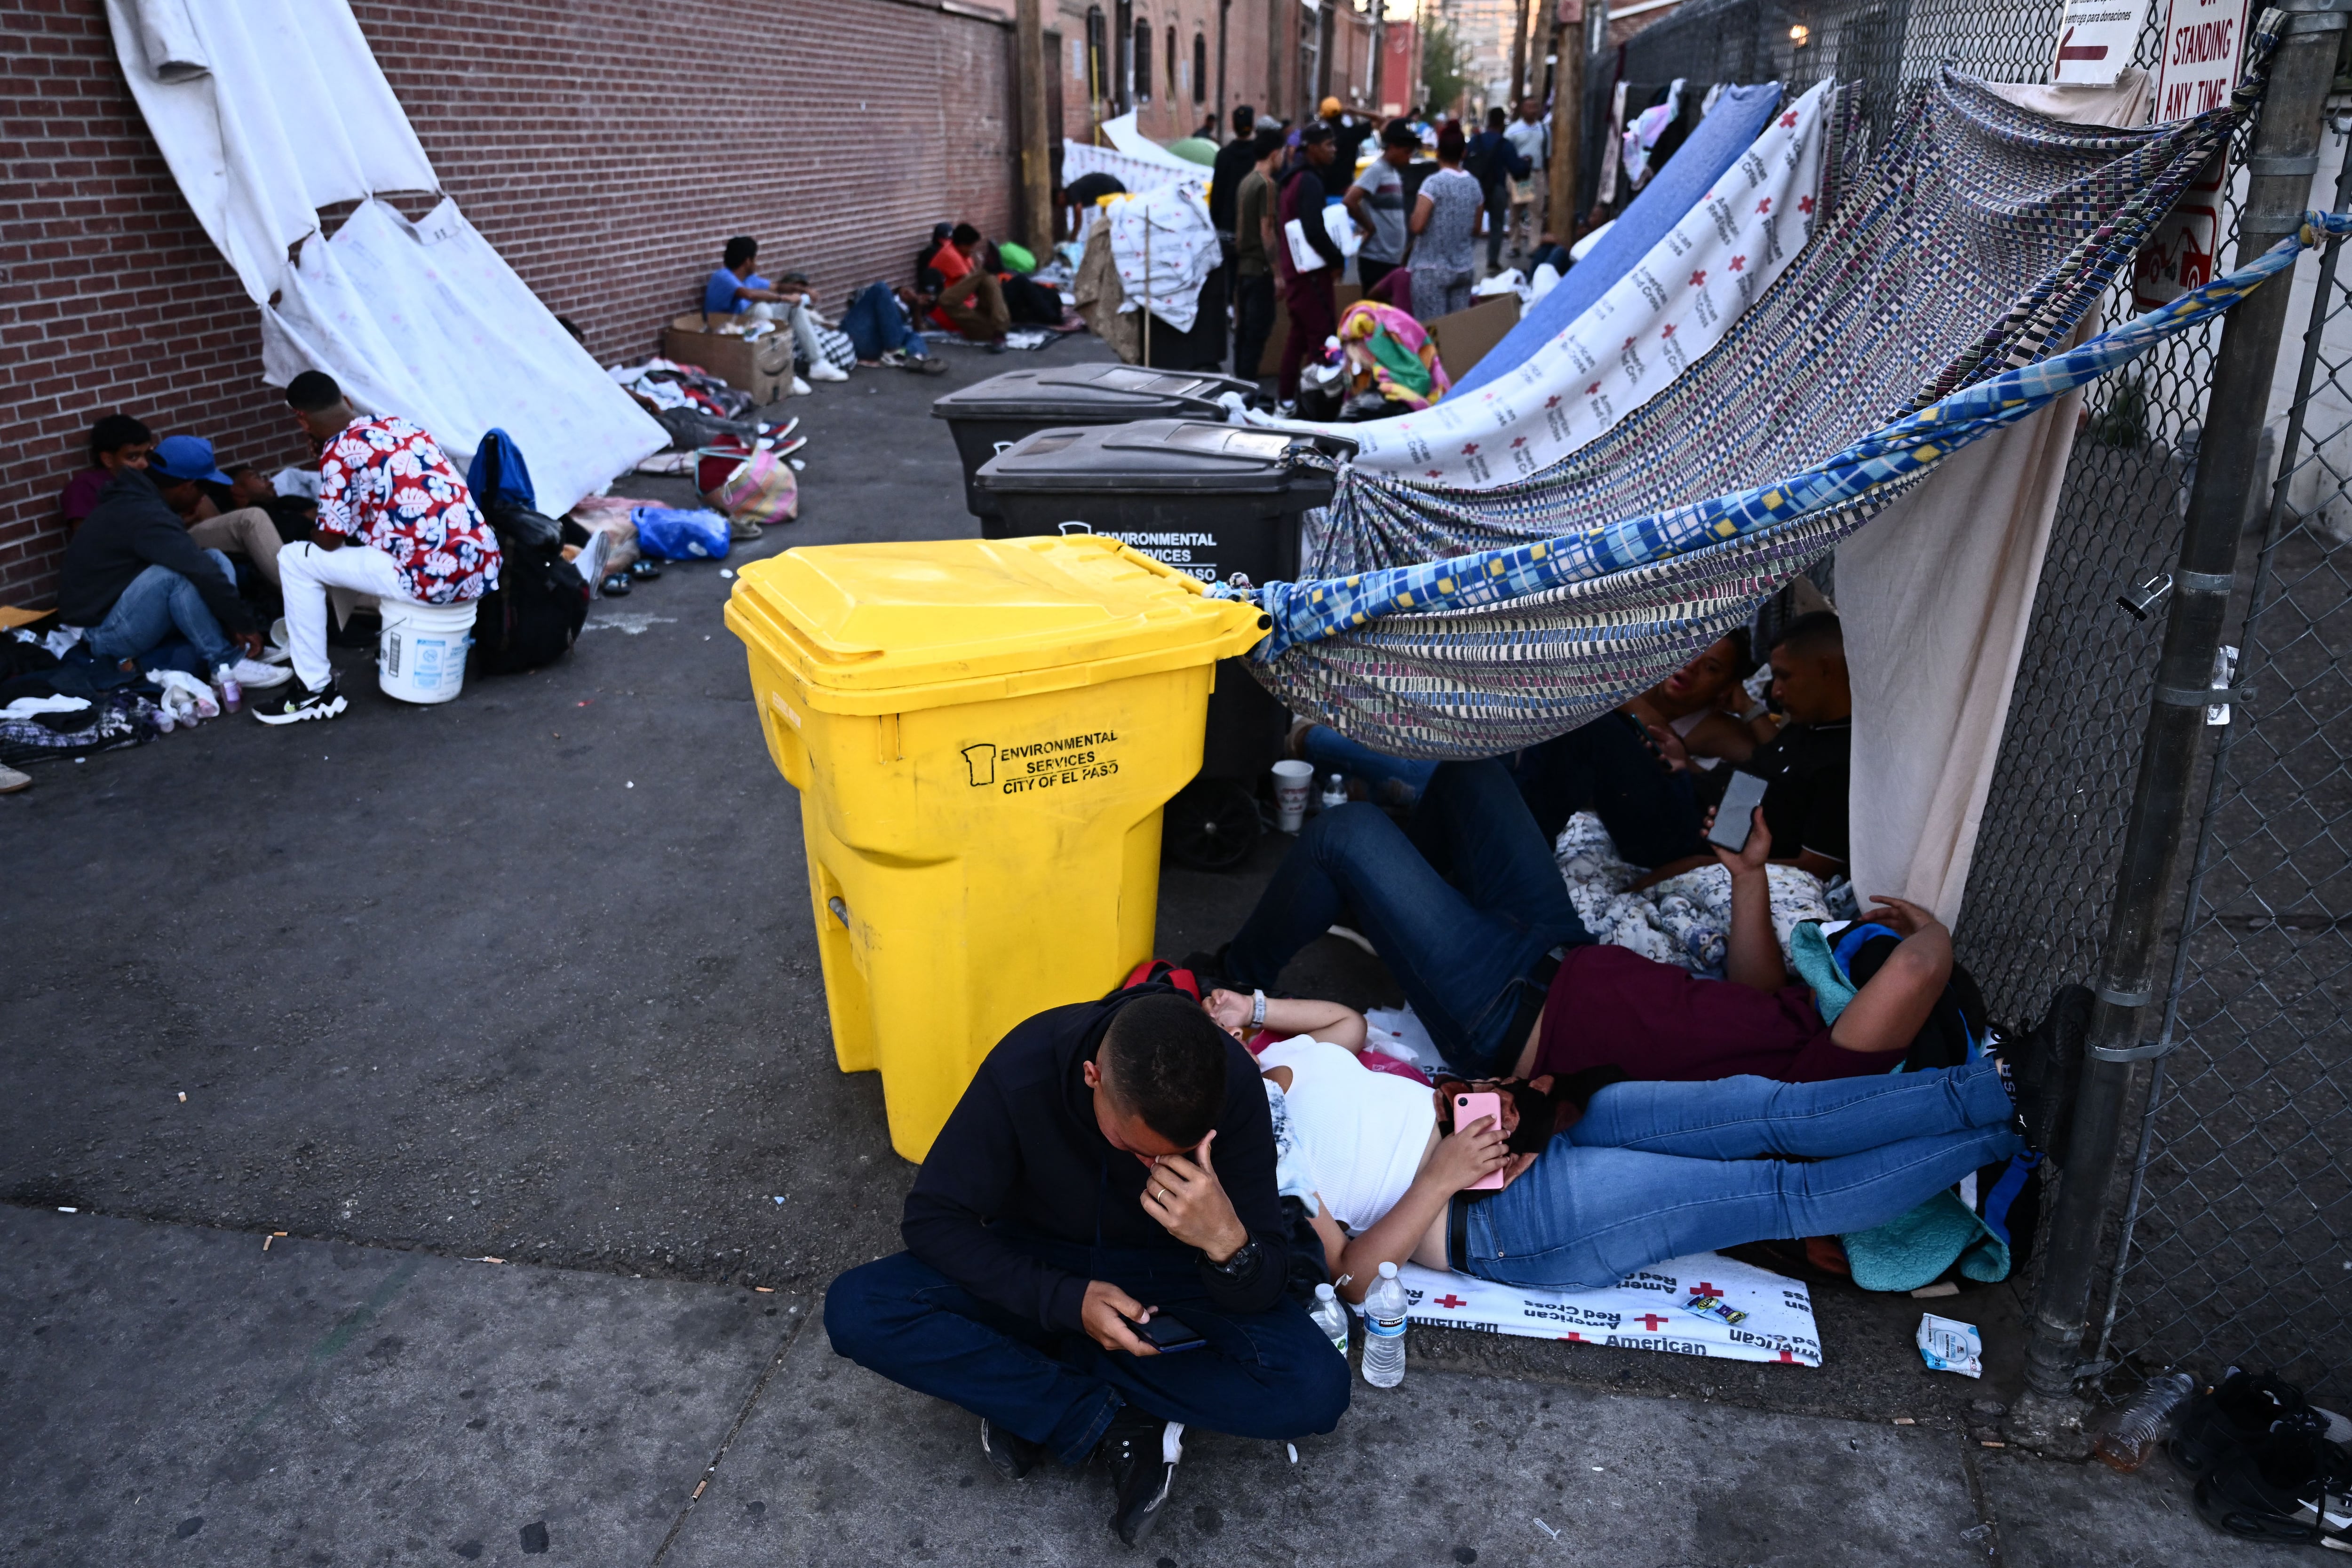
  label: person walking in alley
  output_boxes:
[255,372,501,725]
[1274,123,1346,407]
[824,988,1349,1547]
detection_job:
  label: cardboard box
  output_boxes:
[660,313,794,404]
[1428,293,1520,382]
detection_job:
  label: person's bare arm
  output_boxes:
[1205,990,1367,1053]
[1325,1117,1509,1304]
[1828,896,1954,1055]
[1711,806,1788,993]
[1343,183,1374,235]
[1680,710,1757,765]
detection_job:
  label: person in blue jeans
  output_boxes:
[840,279,946,374]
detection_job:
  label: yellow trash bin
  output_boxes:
[725,535,1271,1161]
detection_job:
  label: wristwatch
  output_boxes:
[1205,1240,1260,1280]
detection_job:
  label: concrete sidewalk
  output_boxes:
[0,1206,2284,1567]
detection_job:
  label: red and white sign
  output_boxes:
[2154,0,2251,122]
[2052,0,2150,86]
[2134,150,2226,309]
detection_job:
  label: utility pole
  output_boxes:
[1545,0,1581,240]
[1510,0,1531,104]
[2002,0,2344,1458]
[1016,0,1054,254]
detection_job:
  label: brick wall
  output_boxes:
[0,0,1018,603]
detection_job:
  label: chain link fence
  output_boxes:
[1599,0,2347,1397]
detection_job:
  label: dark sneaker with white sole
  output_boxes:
[252,680,347,725]
[2001,983,2091,1164]
[1099,1407,1181,1546]
[980,1418,1042,1481]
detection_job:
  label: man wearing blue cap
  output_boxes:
[56,434,291,697]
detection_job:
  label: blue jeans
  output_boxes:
[1226,760,1593,1076]
[85,552,236,672]
[1458,1059,2024,1289]
[1300,723,1438,806]
[840,280,928,361]
[1509,712,1705,868]
[824,1238,1349,1465]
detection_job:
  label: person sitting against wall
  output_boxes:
[143,436,293,597]
[255,372,501,726]
[704,235,848,382]
[1208,745,1957,1083]
[59,413,154,530]
[55,435,289,695]
[838,280,946,374]
[1197,978,2071,1310]
[920,222,1013,346]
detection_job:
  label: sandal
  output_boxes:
[629,558,662,581]
[598,571,632,596]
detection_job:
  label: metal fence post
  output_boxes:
[2004,1,2347,1457]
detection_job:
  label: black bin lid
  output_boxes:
[976,420,1354,495]
[932,364,1258,422]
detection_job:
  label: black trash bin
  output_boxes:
[932,364,1257,528]
[976,419,1355,870]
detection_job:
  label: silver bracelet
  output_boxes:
[1250,989,1267,1027]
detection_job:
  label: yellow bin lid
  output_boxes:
[725,535,1272,716]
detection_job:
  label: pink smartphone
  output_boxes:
[1454,1092,1507,1189]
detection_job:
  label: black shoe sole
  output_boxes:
[1111,1462,1175,1546]
[2015,983,2091,1163]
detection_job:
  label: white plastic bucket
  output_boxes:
[378,600,478,705]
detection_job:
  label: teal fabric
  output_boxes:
[1790,921,1856,1024]
[1841,1188,2010,1292]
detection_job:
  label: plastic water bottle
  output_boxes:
[1320,772,1349,813]
[2092,1370,2197,1472]
[1309,1283,1350,1359]
[213,666,242,714]
[1361,1261,1408,1387]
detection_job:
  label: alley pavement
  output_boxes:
[0,334,2267,1564]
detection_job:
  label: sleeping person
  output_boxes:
[1212,987,2071,1301]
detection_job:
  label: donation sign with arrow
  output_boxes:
[2051,0,2150,85]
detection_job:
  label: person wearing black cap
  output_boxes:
[1273,123,1345,406]
[56,434,288,695]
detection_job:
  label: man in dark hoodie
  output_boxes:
[57,435,287,692]
[825,988,1348,1547]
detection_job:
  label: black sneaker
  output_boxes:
[1098,1406,1180,1546]
[980,1418,1042,1481]
[252,680,347,726]
[2195,1409,2352,1547]
[2001,984,2091,1164]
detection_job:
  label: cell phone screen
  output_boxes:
[1707,770,1771,854]
[1137,1313,1208,1354]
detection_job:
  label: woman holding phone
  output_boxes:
[1206,986,2071,1301]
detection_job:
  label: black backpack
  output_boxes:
[470,503,588,675]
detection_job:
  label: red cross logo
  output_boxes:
[1510,436,1526,447]
[1622,336,1637,351]
[1799,194,1816,215]
[1636,1313,1670,1330]
[1778,1350,1798,1362]
[1728,256,1747,272]
[1461,442,1479,455]
[1697,1282,1719,1296]
[1756,197,1772,215]
[1544,394,1562,409]
[1433,1293,1468,1309]
[1689,269,1707,288]
[1426,469,1443,477]
[1585,381,1601,395]
[1564,1331,1585,1341]
[1780,110,1799,128]
[1660,324,1677,340]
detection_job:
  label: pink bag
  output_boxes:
[702,448,798,529]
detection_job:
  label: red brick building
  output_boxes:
[0,0,1403,603]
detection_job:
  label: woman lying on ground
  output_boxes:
[1203,979,2075,1304]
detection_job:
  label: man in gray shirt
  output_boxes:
[1345,119,1421,297]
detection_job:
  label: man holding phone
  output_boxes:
[824,988,1348,1547]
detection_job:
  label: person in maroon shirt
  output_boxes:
[58,413,154,529]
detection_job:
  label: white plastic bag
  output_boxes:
[1283,217,1327,273]
[1321,201,1363,259]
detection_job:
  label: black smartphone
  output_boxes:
[1136,1313,1208,1354]
[1707,770,1771,854]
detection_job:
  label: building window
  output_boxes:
[1192,32,1208,104]
[1166,24,1178,102]
[1133,17,1152,103]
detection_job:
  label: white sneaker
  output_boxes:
[0,764,28,794]
[226,657,293,689]
[789,375,812,396]
[806,359,848,382]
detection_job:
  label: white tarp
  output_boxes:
[105,0,664,515]
[1100,110,1204,172]
[1263,82,1832,489]
[1106,182,1219,332]
[1375,1253,1822,1367]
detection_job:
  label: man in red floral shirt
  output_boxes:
[256,371,503,724]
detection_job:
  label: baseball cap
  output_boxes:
[1319,96,1343,117]
[147,434,234,486]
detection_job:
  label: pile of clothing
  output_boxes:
[1552,810,1854,977]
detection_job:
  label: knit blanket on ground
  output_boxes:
[1234,33,2282,756]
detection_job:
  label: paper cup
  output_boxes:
[1271,759,1315,832]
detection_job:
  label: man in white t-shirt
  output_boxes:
[1502,98,1549,259]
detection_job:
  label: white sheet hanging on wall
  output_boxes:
[1106,182,1219,332]
[263,201,667,516]
[104,0,664,516]
[1838,72,2151,927]
[1255,82,1831,490]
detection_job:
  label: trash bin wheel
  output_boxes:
[1163,777,1261,871]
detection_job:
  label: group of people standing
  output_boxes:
[1210,97,1553,406]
